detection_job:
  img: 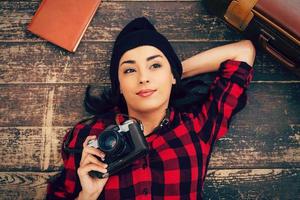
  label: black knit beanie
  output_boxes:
[109,17,183,93]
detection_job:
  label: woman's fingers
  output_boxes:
[83,146,105,160]
[78,163,108,175]
[77,135,109,197]
[81,135,96,161]
[80,154,108,169]
[80,136,108,174]
[83,135,97,147]
[81,135,106,163]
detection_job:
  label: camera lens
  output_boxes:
[102,133,117,150]
[98,130,125,155]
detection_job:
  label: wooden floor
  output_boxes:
[1,0,299,199]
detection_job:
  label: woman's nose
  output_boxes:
[139,79,150,84]
[138,70,150,84]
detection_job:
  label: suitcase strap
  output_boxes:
[224,0,259,31]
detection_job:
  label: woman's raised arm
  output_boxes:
[181,40,256,79]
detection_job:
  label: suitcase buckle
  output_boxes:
[224,0,259,31]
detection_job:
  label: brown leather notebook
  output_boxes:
[28,0,101,52]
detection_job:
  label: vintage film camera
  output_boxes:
[87,117,149,178]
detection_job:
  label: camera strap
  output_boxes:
[159,108,170,128]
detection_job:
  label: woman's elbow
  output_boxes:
[235,40,256,66]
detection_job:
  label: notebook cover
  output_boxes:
[27,0,101,52]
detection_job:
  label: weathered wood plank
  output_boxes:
[235,83,300,126]
[0,42,112,84]
[212,123,300,169]
[1,42,299,83]
[203,168,300,199]
[0,85,54,127]
[0,124,299,170]
[0,1,242,42]
[0,127,65,171]
[0,172,57,200]
[0,169,298,199]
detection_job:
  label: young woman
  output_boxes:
[47,17,255,200]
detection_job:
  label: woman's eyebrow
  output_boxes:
[120,60,135,66]
[120,55,162,66]
[147,55,162,61]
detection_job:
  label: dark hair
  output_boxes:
[84,67,210,116]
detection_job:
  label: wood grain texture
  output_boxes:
[0,172,57,200]
[203,168,299,199]
[0,127,65,171]
[0,1,241,42]
[1,42,300,84]
[0,169,298,200]
[0,85,51,126]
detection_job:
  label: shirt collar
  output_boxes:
[113,106,175,131]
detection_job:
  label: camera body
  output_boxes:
[87,119,149,178]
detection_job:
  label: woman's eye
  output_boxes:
[124,68,136,74]
[151,63,161,69]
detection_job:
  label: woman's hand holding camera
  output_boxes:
[76,135,108,200]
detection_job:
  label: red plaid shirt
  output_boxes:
[47,60,254,199]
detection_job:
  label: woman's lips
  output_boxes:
[136,89,156,97]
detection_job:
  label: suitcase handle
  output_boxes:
[224,0,258,31]
[259,32,296,68]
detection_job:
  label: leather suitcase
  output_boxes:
[203,0,300,76]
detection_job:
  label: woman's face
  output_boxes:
[118,45,176,113]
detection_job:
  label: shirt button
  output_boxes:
[143,188,148,195]
[142,163,147,169]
